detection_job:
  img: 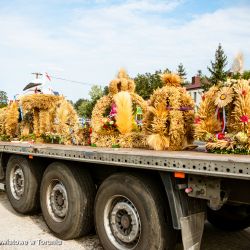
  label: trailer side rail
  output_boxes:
[0,142,249,180]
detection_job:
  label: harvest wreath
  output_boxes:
[195,78,250,154]
[91,69,148,148]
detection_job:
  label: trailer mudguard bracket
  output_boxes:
[0,153,4,180]
[160,172,206,250]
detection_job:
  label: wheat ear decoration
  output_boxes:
[114,91,133,134]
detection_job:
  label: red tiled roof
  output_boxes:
[186,76,203,90]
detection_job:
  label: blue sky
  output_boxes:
[0,0,250,101]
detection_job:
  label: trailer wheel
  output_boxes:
[6,155,43,214]
[95,173,176,250]
[207,204,250,231]
[40,162,95,240]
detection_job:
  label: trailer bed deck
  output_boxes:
[0,142,249,180]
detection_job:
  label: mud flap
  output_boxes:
[180,212,205,250]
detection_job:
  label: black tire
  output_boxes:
[40,162,96,240]
[94,173,176,250]
[6,155,43,214]
[207,204,250,231]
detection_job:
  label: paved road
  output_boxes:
[0,191,249,250]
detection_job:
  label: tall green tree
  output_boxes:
[134,68,171,100]
[75,85,105,118]
[177,63,187,86]
[89,85,103,102]
[0,91,8,108]
[74,98,86,110]
[207,43,228,85]
[77,100,92,118]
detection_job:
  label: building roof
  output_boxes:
[186,76,203,91]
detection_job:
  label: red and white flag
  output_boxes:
[45,72,51,81]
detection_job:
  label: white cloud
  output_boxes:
[0,2,250,102]
[115,0,182,13]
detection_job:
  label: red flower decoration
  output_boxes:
[194,116,201,124]
[202,95,205,101]
[242,90,247,96]
[89,127,92,133]
[240,115,249,123]
[216,133,225,140]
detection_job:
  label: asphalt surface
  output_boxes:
[0,191,249,250]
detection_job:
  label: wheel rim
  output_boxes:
[46,179,68,222]
[104,196,141,250]
[10,165,25,200]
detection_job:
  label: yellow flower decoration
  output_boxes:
[214,87,233,107]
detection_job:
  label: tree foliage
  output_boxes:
[207,43,228,85]
[134,68,171,100]
[74,98,86,111]
[0,90,8,108]
[231,70,250,80]
[243,70,250,80]
[75,85,106,118]
[197,70,202,77]
[176,63,187,86]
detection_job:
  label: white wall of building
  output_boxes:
[188,89,203,112]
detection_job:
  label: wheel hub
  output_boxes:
[47,182,68,222]
[121,214,131,229]
[105,198,141,249]
[10,166,24,200]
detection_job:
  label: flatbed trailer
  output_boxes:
[0,142,249,250]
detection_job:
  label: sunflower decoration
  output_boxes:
[195,76,250,154]
[214,87,234,108]
[143,73,195,151]
[91,69,147,148]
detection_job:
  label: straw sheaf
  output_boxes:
[39,109,53,135]
[33,109,40,136]
[0,108,7,135]
[114,91,133,134]
[55,99,80,144]
[5,102,19,137]
[91,131,147,149]
[21,94,62,111]
[144,83,194,151]
[91,94,113,133]
[230,80,250,133]
[181,90,195,144]
[109,69,135,95]
[91,92,147,134]
[119,132,148,148]
[206,140,235,151]
[195,85,221,140]
[161,73,181,87]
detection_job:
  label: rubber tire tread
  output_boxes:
[40,162,95,240]
[94,172,177,250]
[6,155,43,214]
